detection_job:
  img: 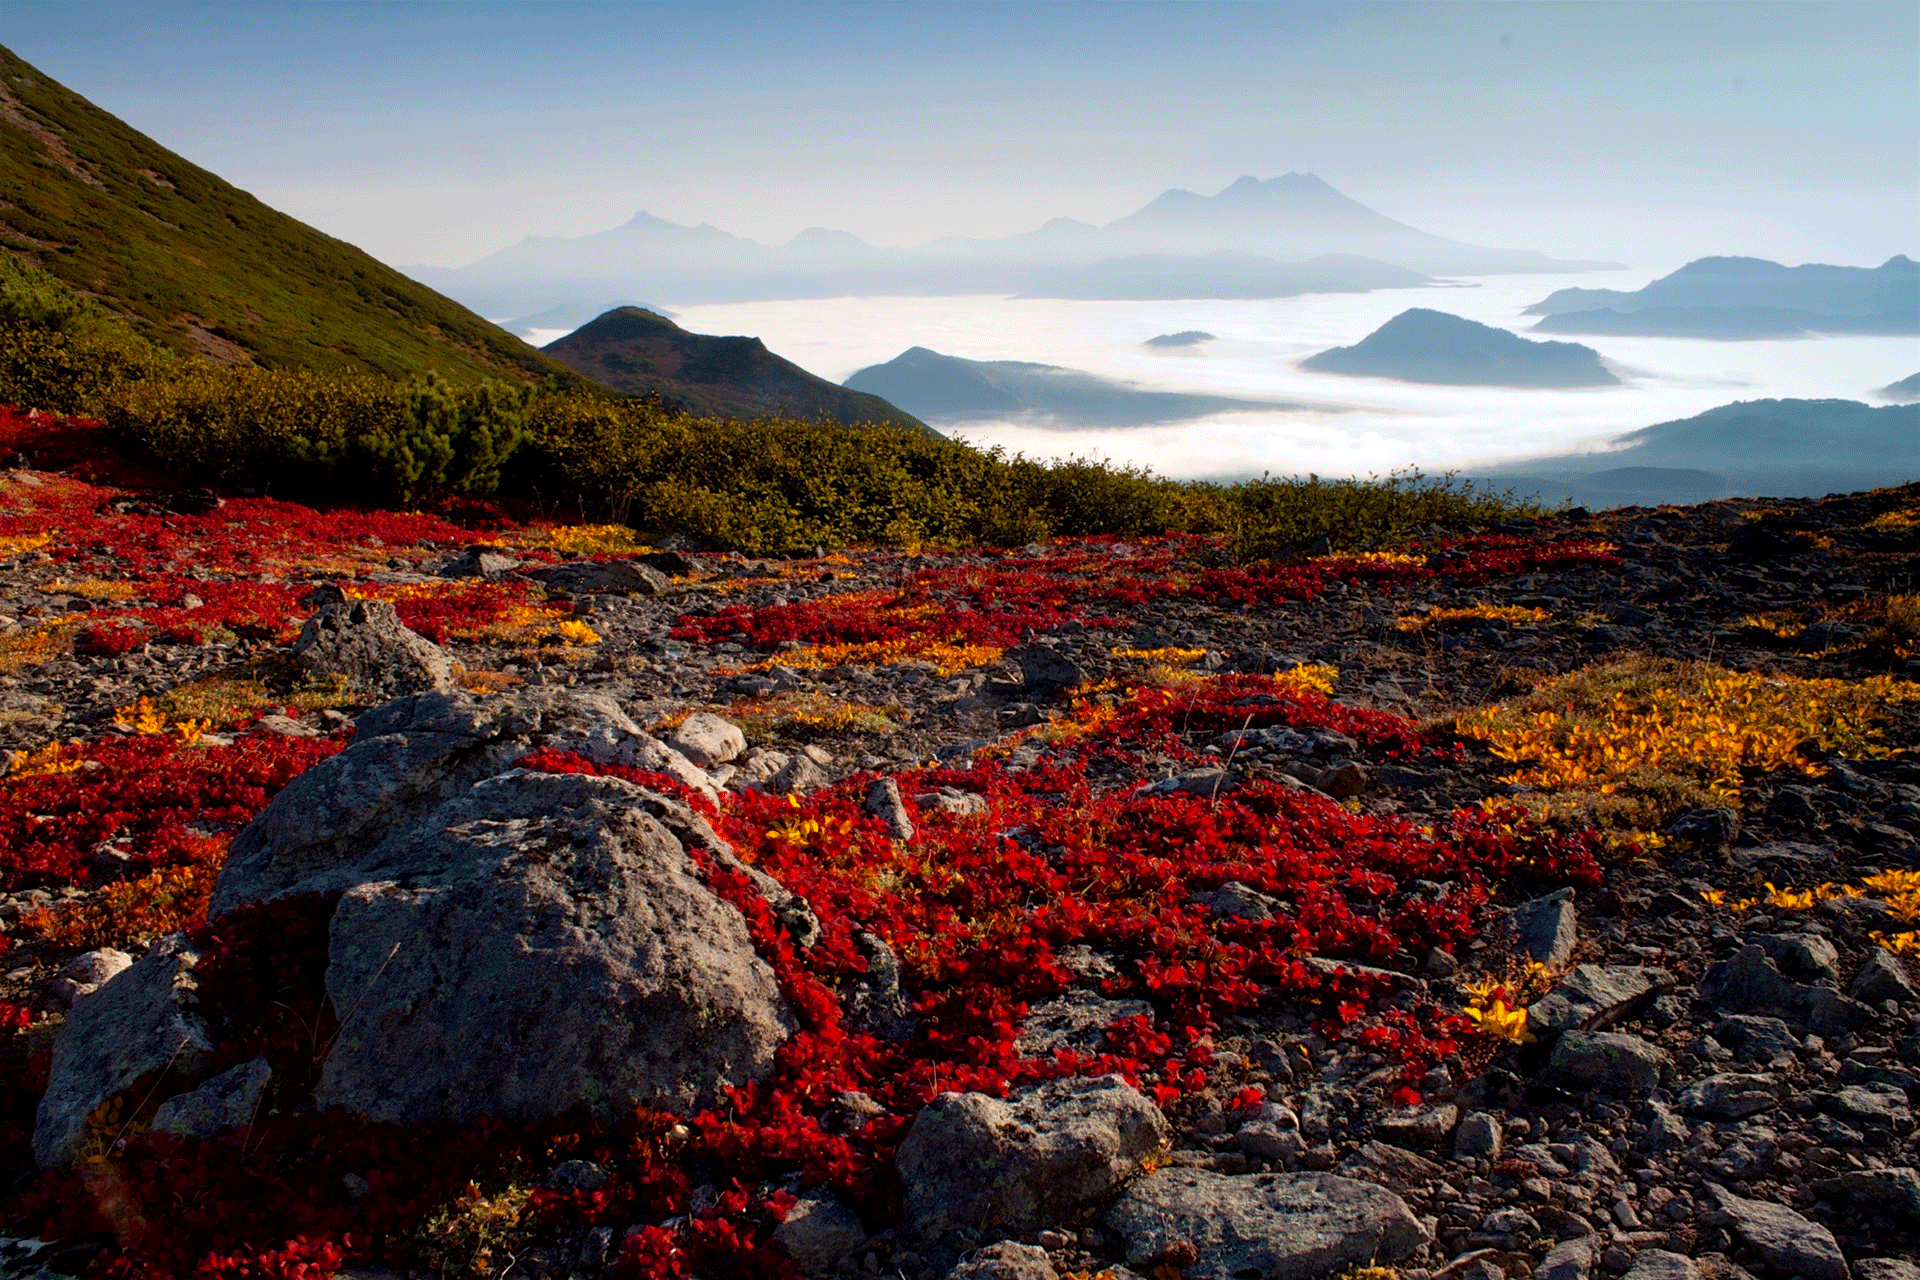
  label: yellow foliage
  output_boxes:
[539,524,649,556]
[1396,604,1549,633]
[756,636,1005,677]
[1867,508,1920,533]
[27,860,221,948]
[47,578,138,601]
[7,740,86,778]
[1458,660,1920,817]
[1275,663,1339,695]
[1112,646,1208,666]
[0,532,53,557]
[0,618,80,674]
[1312,550,1428,567]
[113,696,208,742]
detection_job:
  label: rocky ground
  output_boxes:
[3,463,1920,1280]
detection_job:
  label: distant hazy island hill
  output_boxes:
[1527,255,1919,339]
[1880,373,1920,402]
[1019,251,1428,301]
[1145,331,1216,348]
[543,307,926,430]
[1300,309,1619,388]
[843,346,1303,427]
[1485,398,1920,508]
[413,172,1614,318]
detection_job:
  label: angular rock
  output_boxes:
[1313,760,1369,799]
[947,1243,1059,1280]
[1857,1263,1920,1280]
[292,598,456,699]
[895,1074,1168,1240]
[1014,990,1154,1057]
[948,1243,1067,1280]
[311,770,794,1124]
[438,546,519,580]
[1665,808,1740,848]
[1536,1236,1602,1280]
[525,560,668,594]
[1105,1169,1428,1280]
[212,689,719,915]
[1233,1102,1306,1165]
[1544,1031,1668,1093]
[1624,1251,1701,1280]
[1374,1103,1459,1147]
[863,777,916,841]
[771,753,831,795]
[1191,880,1281,922]
[1335,1139,1443,1186]
[1678,1073,1781,1119]
[1712,1014,1800,1064]
[771,1195,869,1274]
[150,1057,272,1139]
[665,712,748,769]
[46,947,133,1005]
[1852,947,1920,1005]
[1510,889,1578,969]
[34,934,214,1167]
[1019,643,1087,696]
[1527,965,1672,1033]
[1817,1082,1912,1130]
[1698,944,1873,1035]
[1702,1184,1847,1280]
[1816,1167,1920,1220]
[1750,932,1840,982]
[1454,1110,1504,1160]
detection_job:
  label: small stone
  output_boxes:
[1544,1031,1668,1094]
[1233,1102,1306,1165]
[1857,1263,1920,1280]
[1314,760,1369,799]
[1817,1082,1912,1129]
[1703,1185,1847,1280]
[1852,947,1920,1005]
[771,1196,869,1274]
[1749,932,1840,982]
[1454,1111,1504,1160]
[1710,1015,1799,1065]
[863,777,916,841]
[1376,1103,1460,1148]
[945,1242,1058,1280]
[150,1057,272,1139]
[1536,1235,1602,1280]
[544,1159,610,1192]
[1528,966,1672,1033]
[1510,889,1578,969]
[1677,1073,1780,1119]
[665,712,748,768]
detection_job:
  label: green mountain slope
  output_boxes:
[544,307,928,429]
[0,44,572,384]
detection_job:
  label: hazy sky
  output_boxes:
[3,1,1915,272]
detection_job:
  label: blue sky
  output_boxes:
[2,1,1914,270]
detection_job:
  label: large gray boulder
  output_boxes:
[150,1057,272,1139]
[1105,1169,1428,1280]
[311,770,794,1123]
[210,689,716,916]
[33,934,213,1167]
[895,1075,1168,1240]
[292,598,456,699]
[1528,965,1672,1033]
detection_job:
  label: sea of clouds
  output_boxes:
[573,271,1917,482]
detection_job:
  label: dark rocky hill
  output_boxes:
[543,307,926,429]
[1527,256,1919,338]
[1301,308,1620,387]
[1486,398,1920,504]
[844,345,1304,426]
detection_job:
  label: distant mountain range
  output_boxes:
[1484,398,1920,507]
[1300,309,1619,388]
[542,308,925,430]
[1019,251,1429,300]
[1526,256,1919,339]
[1883,373,1920,402]
[416,173,1616,317]
[842,346,1306,427]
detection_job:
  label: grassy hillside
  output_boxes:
[0,44,576,384]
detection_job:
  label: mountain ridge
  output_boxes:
[0,43,577,385]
